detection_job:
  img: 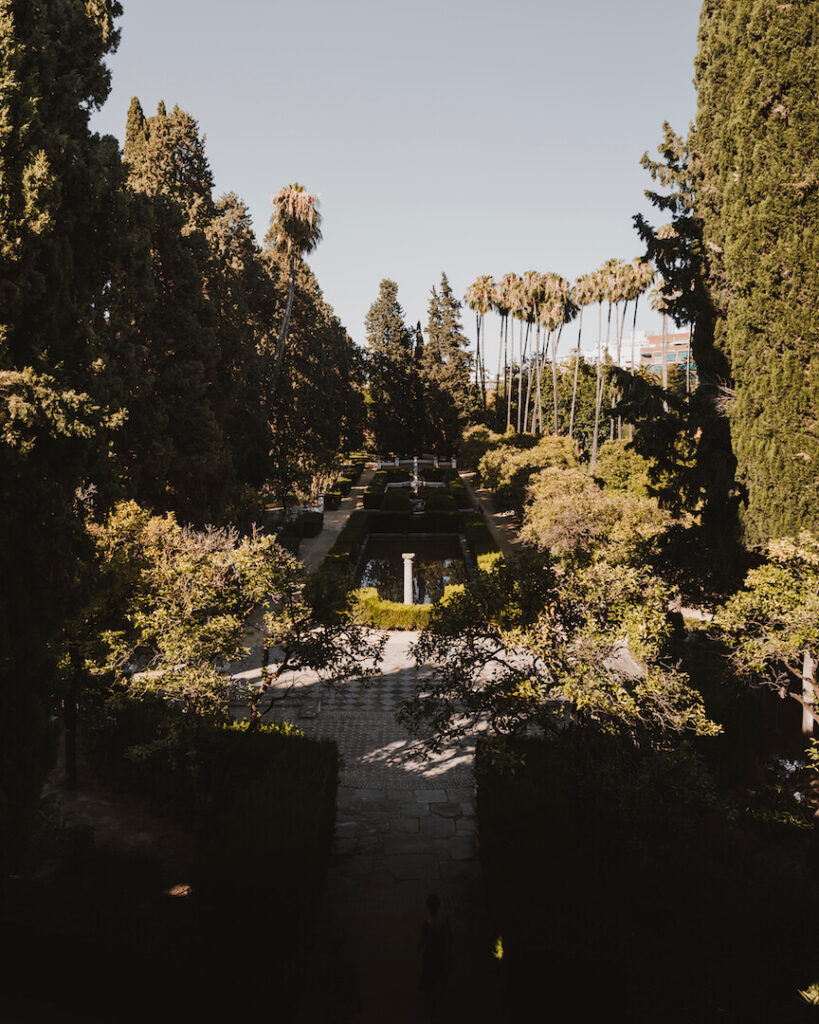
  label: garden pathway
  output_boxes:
[257,631,504,1023]
[299,466,376,573]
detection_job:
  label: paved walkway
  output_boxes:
[245,631,503,1022]
[234,465,517,1019]
[299,466,376,572]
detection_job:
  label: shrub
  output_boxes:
[459,424,505,472]
[449,480,471,509]
[463,514,499,561]
[323,490,343,511]
[362,489,384,510]
[82,693,337,905]
[383,488,412,512]
[479,435,580,513]
[276,529,300,555]
[297,510,323,538]
[351,588,435,629]
[334,476,352,496]
[424,491,457,513]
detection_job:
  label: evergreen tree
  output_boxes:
[115,99,234,522]
[365,279,420,454]
[264,248,365,496]
[634,123,743,567]
[421,273,477,451]
[0,0,123,867]
[694,0,819,542]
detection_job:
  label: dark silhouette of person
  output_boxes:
[418,892,452,1013]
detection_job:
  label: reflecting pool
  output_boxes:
[357,534,468,604]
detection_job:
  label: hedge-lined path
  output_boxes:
[460,471,522,560]
[299,464,377,573]
[266,630,504,1023]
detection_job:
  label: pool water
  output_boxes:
[357,534,468,604]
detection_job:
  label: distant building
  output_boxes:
[638,328,694,380]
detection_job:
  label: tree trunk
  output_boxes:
[480,314,488,411]
[803,648,817,740]
[591,301,610,469]
[569,308,584,438]
[269,249,298,400]
[517,319,530,432]
[551,324,563,435]
[523,320,535,433]
[506,317,514,430]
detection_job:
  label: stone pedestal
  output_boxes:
[402,552,415,605]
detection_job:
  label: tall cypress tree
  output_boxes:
[115,99,231,522]
[365,279,420,454]
[0,0,123,866]
[694,0,819,542]
[421,273,476,450]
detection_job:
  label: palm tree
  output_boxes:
[520,270,545,433]
[590,261,618,470]
[266,183,322,399]
[465,275,494,412]
[569,273,597,439]
[495,273,521,430]
[538,274,576,435]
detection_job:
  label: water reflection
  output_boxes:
[357,534,468,604]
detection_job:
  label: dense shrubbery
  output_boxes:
[477,734,819,1021]
[382,488,412,512]
[296,510,324,538]
[478,435,579,514]
[83,691,338,892]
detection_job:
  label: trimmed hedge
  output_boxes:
[323,490,343,511]
[383,488,412,512]
[297,510,323,538]
[334,476,353,496]
[463,514,497,558]
[83,692,338,893]
[351,587,435,629]
[424,491,457,513]
[351,583,466,629]
[450,480,471,509]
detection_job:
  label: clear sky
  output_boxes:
[91,0,702,362]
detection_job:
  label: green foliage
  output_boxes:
[458,424,504,471]
[366,280,423,454]
[593,439,652,496]
[422,490,456,512]
[351,588,435,630]
[476,733,819,1020]
[694,1,819,542]
[323,489,342,510]
[521,466,671,568]
[334,475,352,496]
[296,510,323,539]
[82,690,337,891]
[382,488,412,512]
[478,435,579,514]
[351,584,464,630]
[400,550,717,751]
[0,0,124,871]
[717,534,819,716]
[420,273,479,449]
[88,501,383,732]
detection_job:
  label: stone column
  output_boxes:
[402,553,415,605]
